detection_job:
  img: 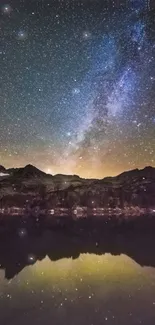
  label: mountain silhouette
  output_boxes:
[7,164,47,179]
[0,165,6,173]
[0,231,155,280]
[0,164,155,209]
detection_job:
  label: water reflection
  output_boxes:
[0,231,155,279]
[0,232,155,325]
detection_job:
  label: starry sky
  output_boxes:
[1,0,155,178]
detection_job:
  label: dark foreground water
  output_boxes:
[0,231,155,325]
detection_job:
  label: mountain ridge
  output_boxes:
[0,164,155,209]
[1,163,155,181]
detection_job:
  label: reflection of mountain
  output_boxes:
[0,232,155,280]
[0,164,155,208]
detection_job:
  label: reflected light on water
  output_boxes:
[0,254,155,325]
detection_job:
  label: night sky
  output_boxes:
[1,0,155,178]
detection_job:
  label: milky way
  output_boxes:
[0,0,155,178]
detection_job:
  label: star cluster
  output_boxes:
[1,0,155,178]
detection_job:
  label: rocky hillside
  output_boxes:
[0,165,155,208]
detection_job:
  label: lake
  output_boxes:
[0,231,155,325]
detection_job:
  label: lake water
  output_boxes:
[0,247,155,325]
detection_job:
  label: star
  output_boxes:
[2,4,12,14]
[83,31,92,40]
[72,88,80,95]
[18,228,27,238]
[28,254,36,264]
[17,31,28,41]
